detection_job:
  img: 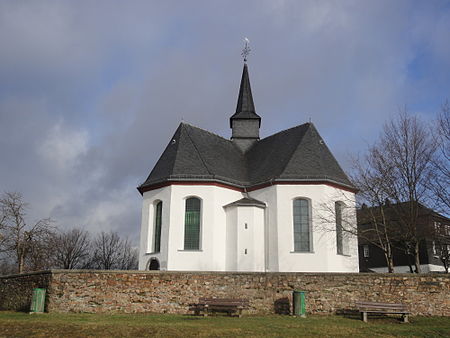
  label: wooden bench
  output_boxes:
[356,301,410,323]
[191,298,249,317]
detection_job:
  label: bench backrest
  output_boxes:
[356,301,407,311]
[198,298,249,306]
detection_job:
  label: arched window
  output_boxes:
[153,201,162,253]
[293,198,312,252]
[184,197,201,250]
[335,201,344,255]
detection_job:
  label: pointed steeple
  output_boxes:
[230,63,261,127]
[230,63,261,152]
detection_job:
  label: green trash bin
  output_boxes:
[293,290,306,317]
[30,288,46,313]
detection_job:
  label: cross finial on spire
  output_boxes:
[241,37,251,62]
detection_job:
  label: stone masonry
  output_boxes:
[0,271,52,312]
[1,270,449,316]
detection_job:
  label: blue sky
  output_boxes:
[0,1,449,243]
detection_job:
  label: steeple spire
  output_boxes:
[230,63,260,127]
[230,39,261,152]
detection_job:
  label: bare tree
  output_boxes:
[53,228,91,269]
[25,232,55,271]
[430,102,450,212]
[118,237,139,270]
[0,253,16,275]
[438,245,450,274]
[432,221,450,273]
[354,110,438,273]
[89,231,138,270]
[0,192,54,273]
[350,157,398,272]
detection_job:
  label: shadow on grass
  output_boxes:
[336,308,361,320]
[181,316,205,321]
[274,297,291,315]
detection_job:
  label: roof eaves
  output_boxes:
[223,197,266,209]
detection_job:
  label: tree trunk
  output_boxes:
[414,241,421,273]
[443,258,449,273]
[384,245,394,273]
[18,253,24,273]
[387,255,394,273]
[406,254,414,273]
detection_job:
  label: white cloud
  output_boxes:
[0,1,449,244]
[38,121,88,172]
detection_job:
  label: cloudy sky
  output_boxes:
[1,1,449,243]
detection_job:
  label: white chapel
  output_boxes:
[137,59,359,272]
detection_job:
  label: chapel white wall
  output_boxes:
[165,185,242,271]
[250,184,359,273]
[139,183,359,273]
[225,205,265,272]
[139,186,172,270]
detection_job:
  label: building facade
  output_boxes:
[138,62,359,272]
[358,203,450,273]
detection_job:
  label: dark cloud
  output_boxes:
[1,1,449,244]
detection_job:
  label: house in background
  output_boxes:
[358,203,450,273]
[137,59,359,272]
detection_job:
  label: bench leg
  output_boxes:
[402,314,409,323]
[361,312,368,323]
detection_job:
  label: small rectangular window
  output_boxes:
[434,222,441,232]
[363,245,369,258]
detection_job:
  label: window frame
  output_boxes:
[292,197,314,253]
[153,201,163,253]
[335,201,349,255]
[183,196,202,251]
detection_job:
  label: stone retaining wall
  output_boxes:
[0,271,52,312]
[1,270,449,316]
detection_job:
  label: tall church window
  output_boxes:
[336,201,346,255]
[293,198,312,252]
[153,201,162,253]
[184,197,201,250]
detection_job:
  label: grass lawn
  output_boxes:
[0,312,449,337]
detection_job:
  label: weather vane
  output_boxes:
[241,37,251,62]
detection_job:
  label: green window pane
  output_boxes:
[293,199,310,252]
[184,198,201,250]
[154,201,162,253]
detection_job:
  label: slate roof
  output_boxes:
[223,197,266,208]
[138,122,356,193]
